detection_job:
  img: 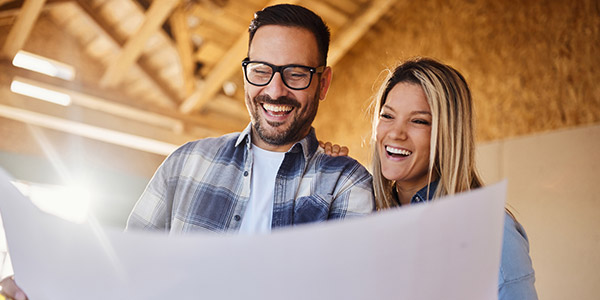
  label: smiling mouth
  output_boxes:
[262,103,294,116]
[385,145,412,157]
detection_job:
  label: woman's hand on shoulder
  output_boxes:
[319,141,349,157]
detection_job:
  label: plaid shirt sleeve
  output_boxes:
[126,131,250,233]
[327,157,375,218]
[125,145,183,231]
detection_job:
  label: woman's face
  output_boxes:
[376,82,433,188]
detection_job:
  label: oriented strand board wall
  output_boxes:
[476,123,600,300]
[315,0,600,164]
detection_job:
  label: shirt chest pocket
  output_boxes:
[293,194,332,224]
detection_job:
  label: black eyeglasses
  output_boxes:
[242,58,325,90]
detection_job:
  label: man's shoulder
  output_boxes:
[311,148,366,168]
[173,132,243,156]
[157,131,246,178]
[310,149,371,178]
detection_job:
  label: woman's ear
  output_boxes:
[318,66,333,101]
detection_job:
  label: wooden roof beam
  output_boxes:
[0,0,14,7]
[1,0,46,59]
[75,0,182,106]
[179,0,297,114]
[169,4,194,97]
[0,0,69,18]
[328,0,398,66]
[0,60,244,134]
[99,0,180,88]
[179,35,245,114]
[0,103,180,156]
[12,75,186,133]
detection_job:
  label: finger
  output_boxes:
[0,277,27,300]
[323,142,333,155]
[331,144,341,156]
[339,146,349,156]
[318,140,325,148]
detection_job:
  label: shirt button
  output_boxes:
[243,171,248,177]
[234,215,241,221]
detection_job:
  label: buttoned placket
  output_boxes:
[413,195,421,203]
[271,143,310,228]
[231,138,254,229]
[271,151,292,227]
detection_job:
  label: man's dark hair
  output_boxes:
[248,4,330,66]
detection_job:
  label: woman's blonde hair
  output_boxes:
[371,57,483,210]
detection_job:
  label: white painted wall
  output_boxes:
[476,123,600,300]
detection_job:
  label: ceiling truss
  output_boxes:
[0,0,392,155]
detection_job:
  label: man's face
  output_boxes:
[244,25,331,152]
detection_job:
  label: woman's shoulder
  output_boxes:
[498,212,538,299]
[500,212,534,279]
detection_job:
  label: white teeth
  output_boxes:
[263,103,293,112]
[386,146,412,156]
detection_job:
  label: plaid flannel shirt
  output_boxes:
[126,124,374,233]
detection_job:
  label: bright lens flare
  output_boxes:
[12,181,91,224]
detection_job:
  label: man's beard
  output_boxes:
[249,91,319,146]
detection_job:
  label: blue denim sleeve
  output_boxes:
[498,212,538,300]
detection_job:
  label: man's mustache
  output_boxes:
[254,94,300,108]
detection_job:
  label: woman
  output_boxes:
[371,57,537,299]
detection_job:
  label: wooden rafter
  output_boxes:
[75,0,182,107]
[1,0,71,11]
[189,4,246,36]
[179,34,245,114]
[179,0,297,114]
[0,0,70,9]
[0,60,245,134]
[99,0,180,88]
[0,103,180,156]
[325,0,360,15]
[169,4,194,97]
[1,0,46,59]
[303,0,348,28]
[13,75,185,133]
[0,0,13,7]
[328,0,398,66]
[178,0,392,114]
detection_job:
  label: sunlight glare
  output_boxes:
[12,181,91,224]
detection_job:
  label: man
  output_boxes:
[1,4,373,298]
[125,4,374,234]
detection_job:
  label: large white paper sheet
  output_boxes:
[0,168,506,300]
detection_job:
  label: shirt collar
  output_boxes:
[235,123,253,149]
[411,179,440,204]
[235,123,319,160]
[393,179,440,206]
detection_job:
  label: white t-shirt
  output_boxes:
[238,145,285,234]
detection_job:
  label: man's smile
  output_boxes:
[262,103,294,117]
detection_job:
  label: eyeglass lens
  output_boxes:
[245,62,313,89]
